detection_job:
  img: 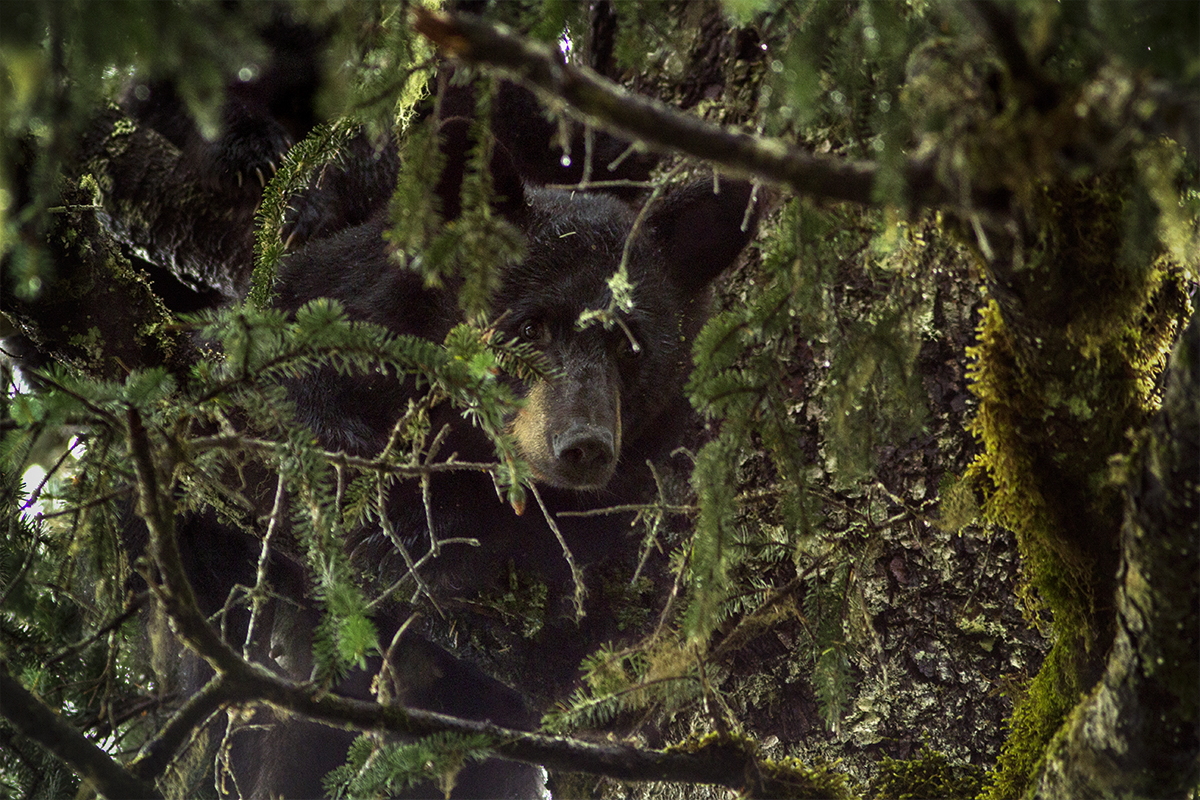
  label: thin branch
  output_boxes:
[543,178,658,191]
[18,436,81,512]
[376,476,440,611]
[530,483,587,621]
[33,486,134,522]
[364,537,481,614]
[557,502,695,518]
[0,662,163,800]
[128,676,238,783]
[46,591,150,667]
[126,407,246,677]
[243,473,286,662]
[190,433,502,478]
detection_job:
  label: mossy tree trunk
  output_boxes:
[1032,310,1198,798]
[963,173,1193,798]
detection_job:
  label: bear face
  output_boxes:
[274,177,756,559]
[492,188,684,490]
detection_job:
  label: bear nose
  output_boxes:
[552,424,615,470]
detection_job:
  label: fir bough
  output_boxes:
[324,731,496,799]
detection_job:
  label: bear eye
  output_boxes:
[519,319,547,344]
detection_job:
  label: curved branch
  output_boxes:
[124,404,772,792]
[413,8,959,213]
[128,676,239,783]
[0,663,163,800]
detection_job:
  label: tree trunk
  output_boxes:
[1032,310,1199,798]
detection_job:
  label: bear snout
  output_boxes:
[510,375,623,490]
[553,422,616,477]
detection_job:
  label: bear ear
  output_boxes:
[647,179,759,297]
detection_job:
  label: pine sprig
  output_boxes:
[325,731,495,799]
[250,120,362,309]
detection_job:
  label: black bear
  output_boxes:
[237,163,758,800]
[120,24,758,797]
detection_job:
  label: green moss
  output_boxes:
[963,300,1094,632]
[756,756,857,799]
[66,325,105,369]
[978,634,1084,800]
[473,563,549,638]
[869,746,986,800]
[659,733,858,799]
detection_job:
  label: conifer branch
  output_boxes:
[45,591,149,667]
[0,663,163,800]
[412,8,954,213]
[190,433,503,478]
[124,405,776,794]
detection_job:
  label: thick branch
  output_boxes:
[79,106,259,299]
[0,663,163,800]
[1031,312,1200,797]
[232,674,755,790]
[128,676,239,783]
[413,8,957,212]
[126,407,248,678]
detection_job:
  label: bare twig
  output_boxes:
[376,477,440,611]
[530,483,587,620]
[243,472,286,661]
